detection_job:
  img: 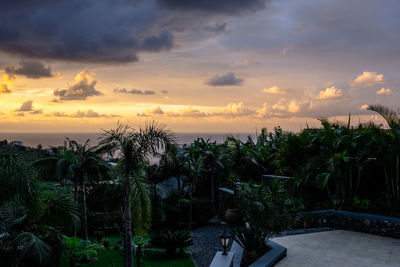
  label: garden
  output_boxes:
[1,104,400,267]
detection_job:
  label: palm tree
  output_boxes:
[368,104,400,208]
[34,138,111,240]
[98,122,174,267]
[0,153,79,266]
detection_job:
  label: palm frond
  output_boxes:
[368,104,400,130]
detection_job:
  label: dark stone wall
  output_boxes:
[300,210,400,239]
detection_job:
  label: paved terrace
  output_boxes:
[273,230,400,267]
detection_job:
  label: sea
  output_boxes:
[0,132,256,149]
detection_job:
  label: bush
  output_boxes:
[231,226,271,266]
[150,230,193,256]
[237,179,303,234]
[63,237,103,266]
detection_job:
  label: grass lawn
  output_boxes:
[59,234,195,267]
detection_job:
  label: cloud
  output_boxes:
[0,83,11,93]
[149,106,164,114]
[203,23,227,34]
[167,106,209,117]
[14,100,42,114]
[287,100,299,113]
[161,90,168,94]
[52,109,118,118]
[137,113,150,117]
[113,88,155,95]
[256,103,269,118]
[52,112,68,117]
[137,106,165,117]
[262,86,284,94]
[316,86,343,100]
[0,73,13,93]
[15,100,34,112]
[376,87,391,95]
[5,61,55,79]
[54,70,101,101]
[29,109,43,114]
[157,0,269,15]
[165,102,255,118]
[269,98,310,116]
[352,72,384,86]
[360,104,369,110]
[0,1,176,63]
[215,102,255,117]
[70,109,102,118]
[205,72,244,86]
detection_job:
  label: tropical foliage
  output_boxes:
[1,106,400,266]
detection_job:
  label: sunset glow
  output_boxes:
[0,0,398,133]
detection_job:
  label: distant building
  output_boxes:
[10,141,24,147]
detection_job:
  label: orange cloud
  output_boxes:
[376,87,391,95]
[0,73,14,93]
[262,86,284,94]
[316,86,343,99]
[288,100,300,113]
[352,71,384,86]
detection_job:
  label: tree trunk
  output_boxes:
[122,180,133,267]
[74,181,78,237]
[188,182,193,231]
[136,244,142,267]
[82,178,89,241]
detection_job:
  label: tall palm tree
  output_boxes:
[34,139,111,240]
[98,122,174,267]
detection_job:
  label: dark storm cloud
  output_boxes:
[0,0,272,63]
[5,61,54,79]
[157,0,269,15]
[113,88,155,95]
[0,1,174,63]
[203,23,227,34]
[205,72,244,86]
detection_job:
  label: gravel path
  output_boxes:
[191,224,233,267]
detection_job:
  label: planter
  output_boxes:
[249,241,287,267]
[225,208,242,224]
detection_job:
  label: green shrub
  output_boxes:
[63,237,103,266]
[150,230,193,256]
[237,179,303,234]
[231,226,270,265]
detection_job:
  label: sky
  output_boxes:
[0,0,399,133]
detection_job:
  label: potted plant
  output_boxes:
[231,226,271,266]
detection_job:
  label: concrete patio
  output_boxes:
[272,230,400,267]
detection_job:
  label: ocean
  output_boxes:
[0,132,256,148]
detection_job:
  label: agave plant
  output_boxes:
[150,230,193,256]
[231,226,270,265]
